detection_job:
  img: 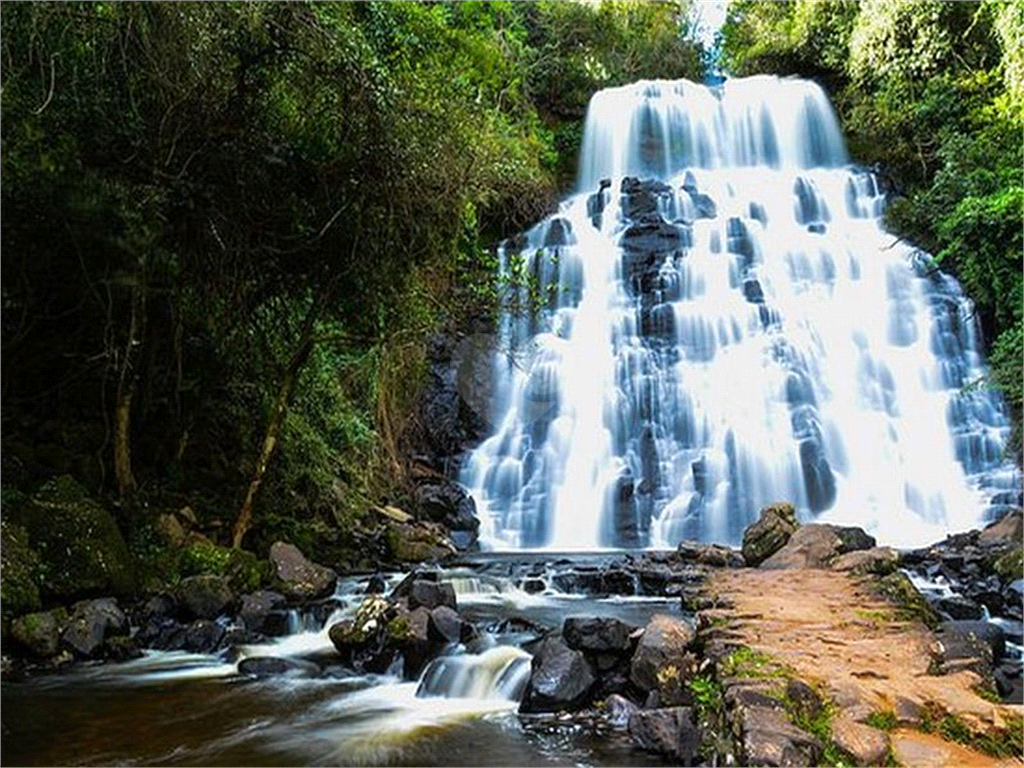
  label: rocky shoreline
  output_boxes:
[3,504,1022,767]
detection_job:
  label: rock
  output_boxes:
[386,521,457,563]
[628,707,699,762]
[14,476,135,601]
[0,518,42,627]
[103,635,143,662]
[742,503,799,566]
[155,513,187,548]
[543,216,576,247]
[939,620,1005,663]
[427,606,464,644]
[874,572,939,628]
[784,679,822,723]
[831,547,899,575]
[739,705,823,767]
[175,575,234,620]
[979,508,1023,546]
[12,610,63,658]
[182,619,226,654]
[269,542,337,601]
[893,696,923,726]
[933,596,984,621]
[408,580,457,611]
[761,524,847,569]
[620,213,687,254]
[238,590,288,634]
[630,613,696,692]
[605,693,639,729]
[832,526,876,553]
[520,636,596,712]
[415,482,480,536]
[238,656,321,679]
[61,598,129,658]
[397,606,434,678]
[831,715,889,766]
[563,616,638,655]
[677,540,745,567]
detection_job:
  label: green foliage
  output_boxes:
[720,645,788,678]
[865,710,899,732]
[920,707,1024,758]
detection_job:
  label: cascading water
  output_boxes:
[463,75,1021,551]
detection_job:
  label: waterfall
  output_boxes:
[462,76,1021,551]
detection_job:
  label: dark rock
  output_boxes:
[238,590,287,634]
[103,635,143,662]
[676,540,745,567]
[11,610,63,658]
[408,580,457,611]
[600,568,637,595]
[238,656,321,679]
[610,470,639,548]
[397,606,434,678]
[630,613,696,692]
[628,706,699,762]
[807,222,827,234]
[620,213,687,254]
[15,476,135,601]
[940,620,1006,663]
[0,519,42,625]
[563,616,638,655]
[739,705,823,767]
[175,575,234,620]
[832,526,876,554]
[543,217,576,247]
[139,594,176,623]
[742,503,799,566]
[269,541,337,601]
[415,481,479,534]
[692,193,717,219]
[520,636,596,712]
[934,596,985,621]
[427,606,464,644]
[261,610,293,637]
[784,679,822,723]
[182,619,226,654]
[366,574,388,594]
[61,598,129,658]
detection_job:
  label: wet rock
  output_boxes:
[939,620,1005,664]
[415,481,479,536]
[600,568,638,596]
[563,616,638,655]
[676,540,745,568]
[620,177,672,219]
[738,705,823,767]
[628,706,699,763]
[182,619,226,654]
[621,213,687,254]
[831,715,889,766]
[605,693,639,729]
[520,636,596,712]
[61,598,129,658]
[12,610,63,658]
[692,193,717,219]
[269,542,337,601]
[761,524,872,570]
[742,503,799,566]
[397,606,434,678]
[933,596,984,621]
[408,580,457,611]
[238,656,321,679]
[630,613,696,692]
[175,575,234,620]
[103,635,143,662]
[238,590,287,634]
[427,605,464,644]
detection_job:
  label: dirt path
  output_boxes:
[703,568,1023,767]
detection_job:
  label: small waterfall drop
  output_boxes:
[462,76,1021,550]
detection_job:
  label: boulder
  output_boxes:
[676,540,745,568]
[562,616,638,655]
[761,524,872,570]
[742,503,799,566]
[605,693,640,729]
[11,610,63,658]
[0,518,42,627]
[182,619,227,654]
[939,620,1005,664]
[175,575,234,620]
[238,590,288,634]
[415,481,480,536]
[61,598,129,658]
[520,636,596,712]
[396,606,434,678]
[630,613,696,692]
[407,580,457,611]
[830,547,899,575]
[385,521,457,563]
[103,635,143,662]
[831,715,889,766]
[427,605,464,644]
[269,542,337,601]
[628,707,700,762]
[15,476,135,601]
[979,508,1023,546]
[738,705,823,767]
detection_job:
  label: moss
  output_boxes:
[865,710,899,731]
[386,615,411,642]
[872,572,939,629]
[0,517,43,629]
[177,540,271,594]
[920,706,1023,758]
[720,645,788,679]
[992,548,1023,581]
[780,684,857,768]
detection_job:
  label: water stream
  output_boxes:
[463,76,1020,551]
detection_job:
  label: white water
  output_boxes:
[463,76,1020,551]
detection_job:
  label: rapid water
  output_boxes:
[463,76,1020,551]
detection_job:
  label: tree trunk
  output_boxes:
[114,380,137,500]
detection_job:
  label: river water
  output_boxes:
[2,558,681,766]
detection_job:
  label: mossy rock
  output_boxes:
[16,476,135,601]
[179,540,272,594]
[384,521,455,564]
[873,571,939,629]
[992,548,1022,582]
[0,517,43,630]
